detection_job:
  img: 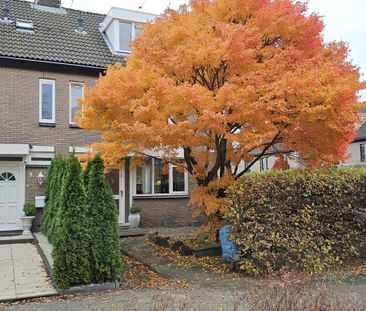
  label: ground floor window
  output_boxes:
[260,156,269,171]
[360,144,365,163]
[135,158,188,196]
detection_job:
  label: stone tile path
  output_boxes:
[120,236,252,289]
[0,243,57,302]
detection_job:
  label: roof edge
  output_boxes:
[0,55,107,70]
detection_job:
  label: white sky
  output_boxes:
[41,0,366,98]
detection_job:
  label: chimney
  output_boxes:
[35,0,61,8]
[75,11,87,35]
[1,0,11,23]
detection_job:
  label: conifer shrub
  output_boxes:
[86,154,122,283]
[226,168,366,275]
[52,154,91,289]
[47,156,66,243]
[82,156,94,189]
[41,155,65,238]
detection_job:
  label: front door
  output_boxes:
[0,166,22,231]
[106,169,126,225]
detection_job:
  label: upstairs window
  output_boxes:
[118,21,141,53]
[39,79,55,124]
[69,82,84,125]
[360,144,365,163]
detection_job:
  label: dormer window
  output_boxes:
[100,8,156,55]
[16,19,34,32]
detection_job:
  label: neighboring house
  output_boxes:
[249,109,366,173]
[0,0,196,233]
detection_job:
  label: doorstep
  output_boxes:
[119,227,146,238]
[0,234,33,245]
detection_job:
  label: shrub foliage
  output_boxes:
[87,154,122,283]
[226,169,366,275]
[41,155,66,238]
[52,154,91,289]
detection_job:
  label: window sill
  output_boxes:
[39,122,56,127]
[133,195,189,200]
[69,123,80,129]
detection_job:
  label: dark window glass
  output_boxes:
[70,83,83,123]
[360,144,365,162]
[154,159,169,194]
[106,169,120,195]
[173,167,185,192]
[41,83,53,120]
[136,158,152,194]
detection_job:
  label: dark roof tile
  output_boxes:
[0,0,123,68]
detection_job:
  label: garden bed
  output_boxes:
[34,233,119,295]
[147,231,221,257]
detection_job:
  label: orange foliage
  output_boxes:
[79,0,364,233]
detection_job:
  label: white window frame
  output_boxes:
[133,158,189,197]
[39,79,55,124]
[69,82,84,125]
[117,20,140,54]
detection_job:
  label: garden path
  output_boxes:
[0,242,57,302]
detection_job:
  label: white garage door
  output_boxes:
[0,167,22,231]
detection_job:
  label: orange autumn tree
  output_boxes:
[79,0,364,233]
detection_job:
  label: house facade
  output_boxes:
[0,0,197,233]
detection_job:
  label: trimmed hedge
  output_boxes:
[226,168,366,275]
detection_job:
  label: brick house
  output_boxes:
[0,0,197,233]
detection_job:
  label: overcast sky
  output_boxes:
[58,0,365,99]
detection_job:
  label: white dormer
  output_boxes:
[100,8,157,55]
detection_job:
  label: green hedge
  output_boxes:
[226,169,366,275]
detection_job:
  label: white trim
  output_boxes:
[30,145,55,153]
[39,79,56,124]
[119,168,126,224]
[69,146,89,154]
[100,7,156,33]
[0,144,29,156]
[69,82,84,125]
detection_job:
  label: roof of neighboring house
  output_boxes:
[354,122,366,142]
[0,0,123,68]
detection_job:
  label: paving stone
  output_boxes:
[0,245,11,260]
[0,243,57,303]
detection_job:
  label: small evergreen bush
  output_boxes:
[41,155,66,239]
[130,204,141,214]
[226,168,366,275]
[52,154,91,289]
[86,154,122,283]
[23,203,36,216]
[41,157,56,235]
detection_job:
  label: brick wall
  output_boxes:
[0,63,100,155]
[134,197,199,227]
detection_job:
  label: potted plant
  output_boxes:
[128,205,141,228]
[21,203,36,235]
